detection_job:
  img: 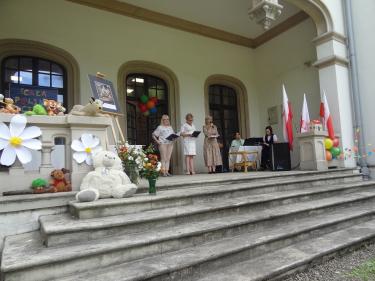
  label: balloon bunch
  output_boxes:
[138,95,158,116]
[325,137,341,161]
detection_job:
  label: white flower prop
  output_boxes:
[0,114,42,166]
[71,133,102,165]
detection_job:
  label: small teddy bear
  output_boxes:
[43,99,61,116]
[49,168,72,192]
[0,98,21,114]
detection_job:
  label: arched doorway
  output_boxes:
[209,84,239,171]
[118,61,182,174]
[125,73,168,145]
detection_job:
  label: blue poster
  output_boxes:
[9,84,58,112]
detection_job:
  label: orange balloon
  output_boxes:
[146,100,155,109]
[326,150,332,161]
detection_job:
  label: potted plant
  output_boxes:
[117,141,145,185]
[140,145,161,195]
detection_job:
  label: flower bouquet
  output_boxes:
[140,145,161,194]
[117,141,145,184]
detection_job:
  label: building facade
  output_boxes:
[0,0,374,174]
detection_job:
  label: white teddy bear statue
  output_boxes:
[76,150,137,202]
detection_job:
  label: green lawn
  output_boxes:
[348,258,375,281]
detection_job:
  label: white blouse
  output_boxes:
[153,125,175,144]
[180,123,196,143]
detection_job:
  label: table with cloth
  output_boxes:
[228,145,262,172]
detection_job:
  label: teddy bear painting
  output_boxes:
[76,150,137,202]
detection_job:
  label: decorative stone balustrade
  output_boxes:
[0,114,113,194]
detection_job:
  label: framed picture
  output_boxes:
[267,105,278,125]
[88,74,120,114]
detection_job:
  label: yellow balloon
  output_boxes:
[325,138,333,150]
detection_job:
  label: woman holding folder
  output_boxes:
[180,113,199,175]
[203,116,222,174]
[152,114,176,177]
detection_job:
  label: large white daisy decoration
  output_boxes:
[0,114,42,166]
[71,133,102,165]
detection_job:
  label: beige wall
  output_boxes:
[254,19,320,167]
[351,0,375,167]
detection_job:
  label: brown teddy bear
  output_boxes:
[43,99,65,116]
[49,168,72,192]
[0,98,21,114]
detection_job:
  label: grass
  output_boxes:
[347,258,375,281]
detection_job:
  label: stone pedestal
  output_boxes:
[297,131,328,170]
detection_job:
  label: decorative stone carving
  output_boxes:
[248,0,283,30]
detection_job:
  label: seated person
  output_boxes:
[260,126,278,170]
[230,132,244,150]
[229,132,245,171]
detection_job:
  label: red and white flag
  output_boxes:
[300,93,310,133]
[322,91,335,139]
[282,85,294,150]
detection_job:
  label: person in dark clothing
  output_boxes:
[260,126,278,170]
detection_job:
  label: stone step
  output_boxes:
[135,168,357,193]
[54,205,375,281]
[196,222,375,281]
[69,173,362,219]
[3,188,375,281]
[41,181,375,247]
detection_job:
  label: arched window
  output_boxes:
[209,84,239,171]
[126,74,168,145]
[1,56,67,108]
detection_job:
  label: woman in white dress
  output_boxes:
[152,114,175,177]
[180,113,197,175]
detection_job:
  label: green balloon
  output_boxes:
[140,95,149,104]
[330,147,341,157]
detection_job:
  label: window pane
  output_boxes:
[52,75,63,88]
[20,57,32,71]
[19,71,32,85]
[38,60,50,74]
[148,78,157,89]
[126,87,135,97]
[51,63,63,75]
[157,90,165,100]
[5,57,18,69]
[148,88,156,98]
[38,73,50,86]
[157,80,165,90]
[5,69,18,83]
[127,76,135,86]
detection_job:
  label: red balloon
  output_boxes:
[139,104,147,113]
[146,100,155,109]
[150,97,158,105]
[333,137,340,147]
[326,150,332,161]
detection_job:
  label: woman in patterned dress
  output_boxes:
[203,116,222,174]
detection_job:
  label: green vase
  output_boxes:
[124,163,140,185]
[148,178,157,195]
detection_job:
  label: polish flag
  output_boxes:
[300,93,310,133]
[322,92,335,139]
[319,93,325,124]
[282,85,294,150]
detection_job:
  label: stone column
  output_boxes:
[313,32,356,168]
[297,131,327,170]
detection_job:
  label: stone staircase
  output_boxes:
[2,169,375,281]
